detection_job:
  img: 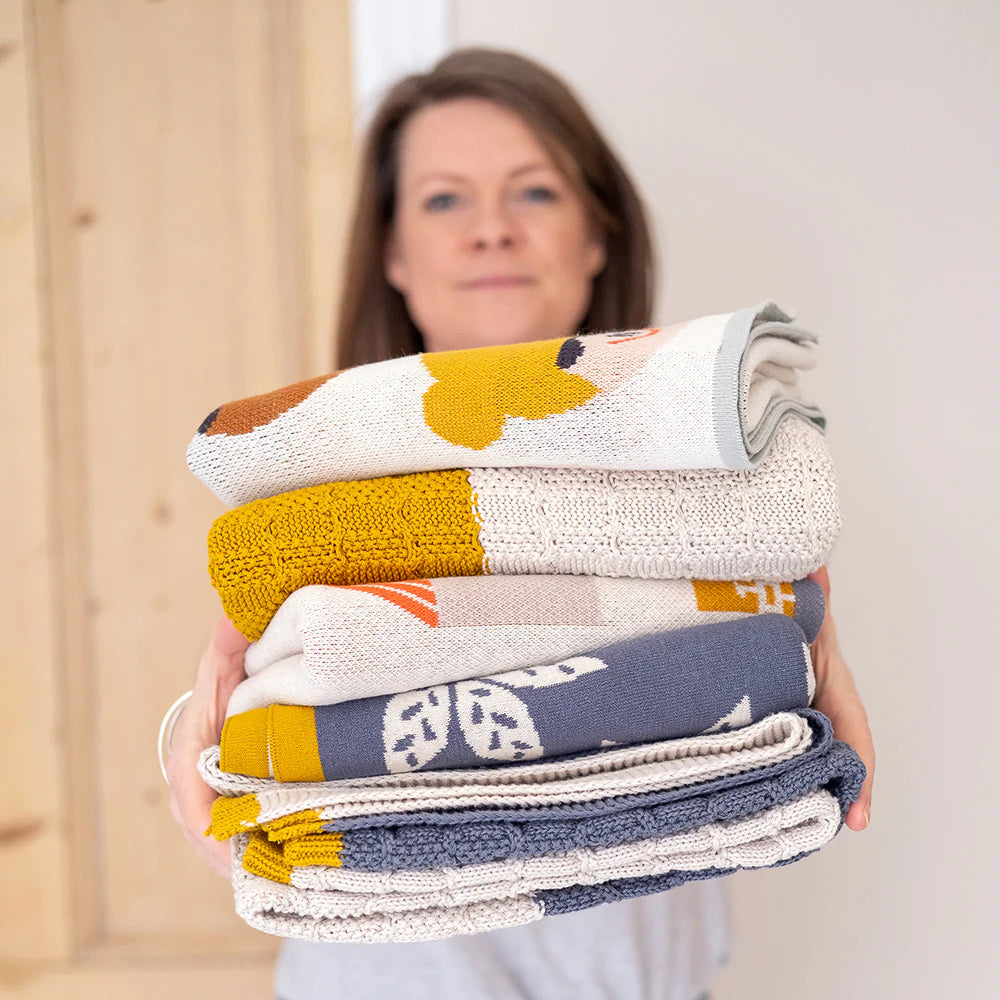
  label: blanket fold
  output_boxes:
[228,575,823,716]
[185,296,857,945]
[240,790,840,906]
[209,418,839,642]
[203,711,863,942]
[220,615,815,781]
[256,718,861,872]
[201,711,818,830]
[187,301,822,506]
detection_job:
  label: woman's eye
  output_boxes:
[424,192,458,211]
[521,186,557,203]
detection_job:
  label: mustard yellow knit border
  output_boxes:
[242,831,293,884]
[241,830,345,884]
[208,468,487,640]
[282,832,344,868]
[220,705,325,781]
[209,794,326,844]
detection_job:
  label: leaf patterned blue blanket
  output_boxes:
[221,614,816,781]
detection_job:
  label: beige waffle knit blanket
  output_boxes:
[209,419,839,642]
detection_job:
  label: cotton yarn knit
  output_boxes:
[317,709,842,835]
[219,615,816,782]
[244,791,840,898]
[187,300,823,506]
[203,712,864,942]
[228,831,734,943]
[227,575,824,716]
[201,711,816,830]
[316,722,862,872]
[187,298,858,946]
[226,792,839,942]
[209,418,839,642]
[204,712,858,868]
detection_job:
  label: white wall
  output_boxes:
[455,3,998,997]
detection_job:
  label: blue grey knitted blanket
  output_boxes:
[322,710,862,868]
[216,711,863,942]
[220,614,815,781]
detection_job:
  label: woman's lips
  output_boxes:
[460,275,534,289]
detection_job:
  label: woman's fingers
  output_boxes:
[812,658,875,830]
[166,721,233,878]
[807,566,875,831]
[166,616,251,879]
[808,564,831,599]
[195,617,251,736]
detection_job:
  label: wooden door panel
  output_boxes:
[2,0,353,988]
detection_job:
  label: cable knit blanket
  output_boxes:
[200,713,863,942]
[219,615,816,781]
[209,418,839,641]
[202,711,816,831]
[187,300,823,506]
[312,714,860,868]
[228,574,824,716]
[227,793,838,941]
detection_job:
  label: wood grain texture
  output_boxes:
[0,0,74,964]
[5,0,353,983]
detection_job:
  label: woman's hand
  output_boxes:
[166,616,250,878]
[807,566,875,830]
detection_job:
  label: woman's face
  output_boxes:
[385,97,607,352]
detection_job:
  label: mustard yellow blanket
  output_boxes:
[209,419,838,640]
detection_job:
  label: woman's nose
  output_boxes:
[468,200,518,251]
[473,232,515,250]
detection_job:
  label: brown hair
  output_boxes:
[334,47,656,368]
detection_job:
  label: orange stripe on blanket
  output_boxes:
[344,583,439,627]
[376,579,435,597]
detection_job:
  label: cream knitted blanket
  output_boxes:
[187,300,822,506]
[261,791,838,896]
[200,712,814,826]
[201,714,864,942]
[225,790,840,942]
[209,418,839,642]
[227,575,824,715]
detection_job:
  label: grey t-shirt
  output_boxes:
[273,880,730,1000]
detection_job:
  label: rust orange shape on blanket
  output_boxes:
[198,373,337,436]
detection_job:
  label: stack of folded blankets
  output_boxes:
[188,300,865,943]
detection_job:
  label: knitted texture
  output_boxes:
[187,300,823,506]
[209,418,839,642]
[234,716,856,869]
[248,789,840,896]
[326,733,863,872]
[322,709,839,833]
[232,857,763,941]
[212,714,863,941]
[224,790,842,941]
[186,299,852,944]
[200,711,815,830]
[228,575,823,716]
[219,615,816,781]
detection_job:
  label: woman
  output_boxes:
[168,47,875,1000]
